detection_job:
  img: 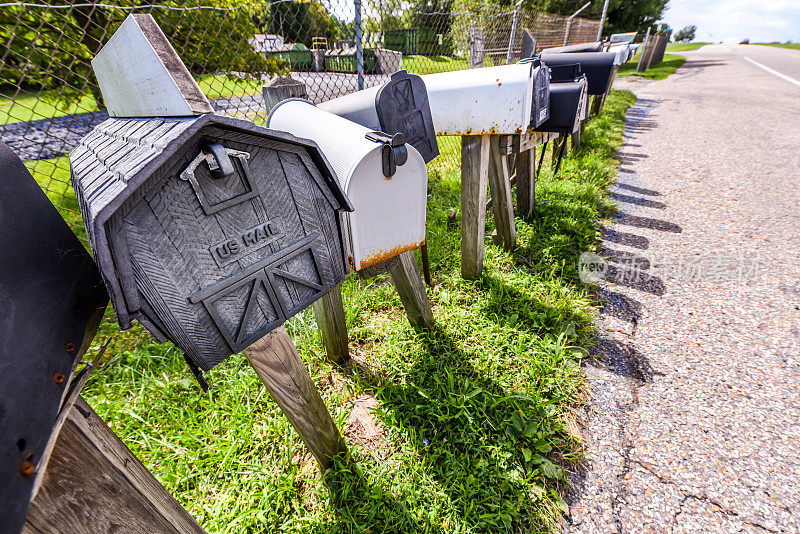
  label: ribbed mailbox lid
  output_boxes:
[420,64,536,135]
[268,99,428,272]
[70,114,353,370]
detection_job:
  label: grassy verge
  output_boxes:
[666,42,709,52]
[754,42,800,50]
[56,89,636,533]
[617,53,686,80]
[404,54,495,75]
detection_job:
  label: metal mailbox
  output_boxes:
[541,41,604,54]
[70,114,353,371]
[420,63,538,135]
[534,65,588,134]
[317,70,439,163]
[540,51,617,96]
[268,99,428,272]
[1,141,107,534]
[520,57,552,128]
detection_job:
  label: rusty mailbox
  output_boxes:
[70,114,353,371]
[268,99,428,272]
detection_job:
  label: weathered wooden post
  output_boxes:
[75,14,349,472]
[487,135,517,250]
[460,134,491,279]
[24,398,208,534]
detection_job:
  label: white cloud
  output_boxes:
[663,0,800,43]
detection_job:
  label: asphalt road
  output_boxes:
[566,44,800,532]
[735,44,800,84]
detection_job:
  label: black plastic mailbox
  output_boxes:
[534,65,588,134]
[70,114,353,371]
[0,141,108,534]
[318,70,439,163]
[540,51,617,96]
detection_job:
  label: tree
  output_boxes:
[673,25,697,42]
[602,0,669,36]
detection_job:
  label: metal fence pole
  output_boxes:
[596,0,610,40]
[563,2,590,46]
[354,0,364,90]
[636,27,651,72]
[506,0,522,65]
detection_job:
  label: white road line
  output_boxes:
[743,56,800,88]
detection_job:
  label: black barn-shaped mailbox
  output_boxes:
[71,114,353,371]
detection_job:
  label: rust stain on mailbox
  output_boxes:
[70,114,353,371]
[359,240,424,270]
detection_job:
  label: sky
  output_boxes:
[662,0,800,43]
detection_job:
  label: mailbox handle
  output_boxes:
[202,142,235,179]
[365,131,408,178]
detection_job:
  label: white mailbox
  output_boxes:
[268,99,428,271]
[420,64,536,135]
[608,43,632,66]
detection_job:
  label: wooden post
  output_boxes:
[570,126,582,152]
[263,76,308,112]
[244,327,347,470]
[460,134,491,280]
[487,135,516,251]
[312,285,349,364]
[24,397,207,534]
[387,250,433,328]
[515,147,536,219]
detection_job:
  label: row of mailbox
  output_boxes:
[71,15,635,372]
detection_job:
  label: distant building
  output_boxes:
[249,34,285,53]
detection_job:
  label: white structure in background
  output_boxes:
[249,34,285,53]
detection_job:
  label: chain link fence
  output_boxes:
[0,0,600,239]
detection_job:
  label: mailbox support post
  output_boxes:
[515,146,536,218]
[487,135,517,251]
[387,251,433,328]
[24,397,207,534]
[312,285,349,364]
[460,134,491,279]
[244,327,347,470]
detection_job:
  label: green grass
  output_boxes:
[0,74,267,125]
[404,55,496,75]
[57,89,637,533]
[665,42,709,52]
[617,53,687,80]
[754,42,800,50]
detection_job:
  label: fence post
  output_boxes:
[596,0,610,41]
[354,0,364,90]
[636,27,651,72]
[506,0,522,65]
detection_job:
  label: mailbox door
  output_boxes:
[346,146,428,270]
[117,126,345,369]
[530,64,551,128]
